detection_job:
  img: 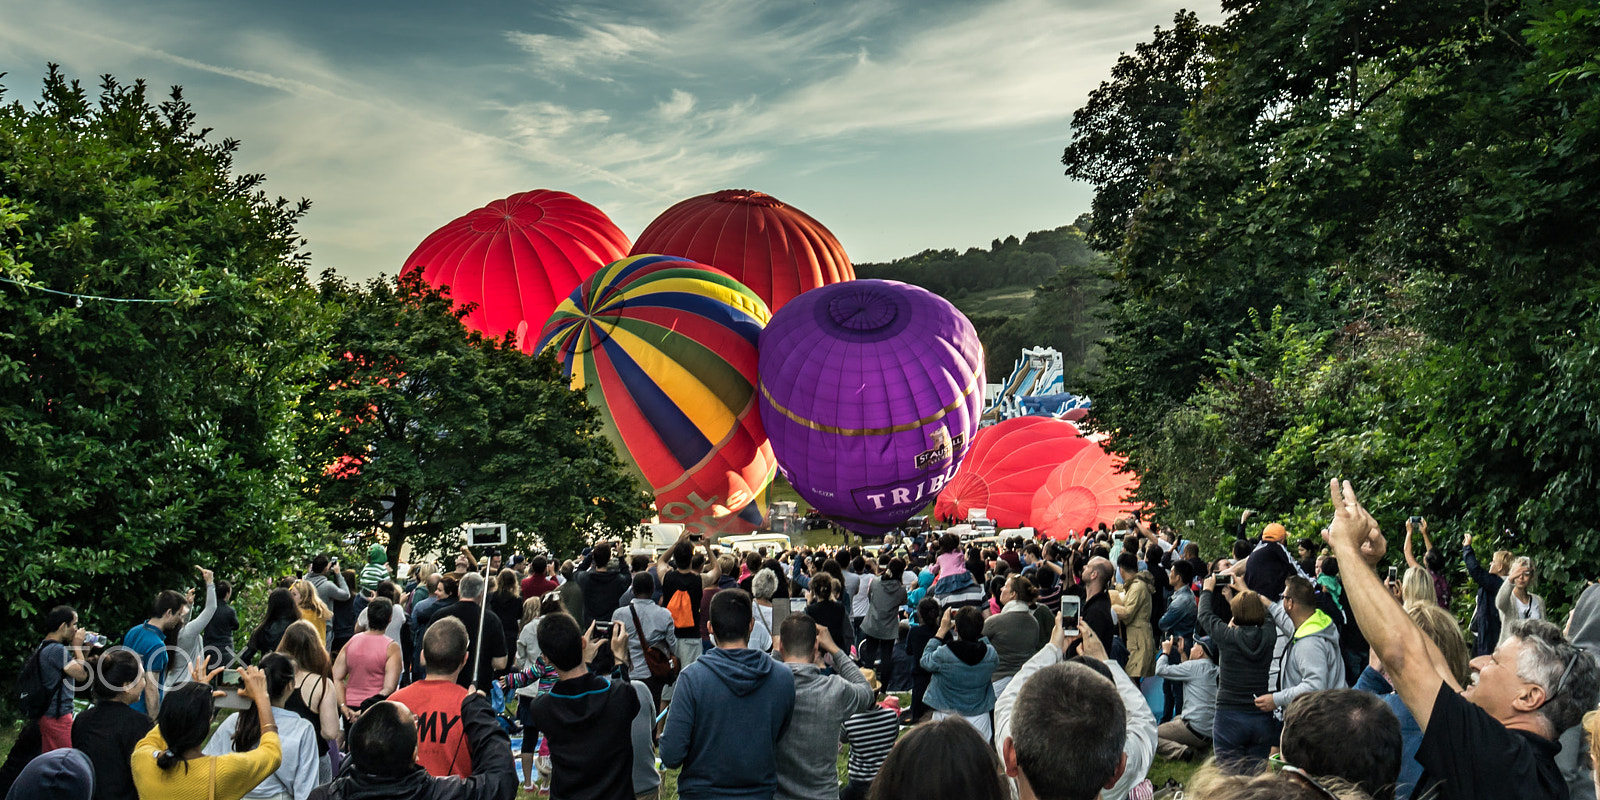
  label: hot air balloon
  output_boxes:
[758,280,985,535]
[1030,445,1140,540]
[933,417,1092,529]
[405,190,630,352]
[630,189,854,314]
[536,254,776,535]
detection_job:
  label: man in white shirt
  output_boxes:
[995,613,1156,800]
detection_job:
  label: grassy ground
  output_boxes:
[951,286,1036,317]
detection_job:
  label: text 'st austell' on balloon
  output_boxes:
[758,279,985,535]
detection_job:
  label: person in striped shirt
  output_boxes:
[841,690,902,800]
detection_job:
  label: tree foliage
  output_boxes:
[1062,10,1215,250]
[1078,0,1600,601]
[298,271,652,564]
[0,68,327,660]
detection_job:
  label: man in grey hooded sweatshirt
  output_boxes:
[1255,576,1344,719]
[775,614,875,800]
[1557,582,1600,800]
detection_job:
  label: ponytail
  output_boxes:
[155,683,215,772]
[233,654,296,752]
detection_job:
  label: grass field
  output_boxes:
[951,286,1036,317]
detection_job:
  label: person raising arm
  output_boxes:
[1324,478,1598,800]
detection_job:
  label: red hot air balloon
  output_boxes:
[933,417,1092,529]
[1030,445,1139,540]
[403,190,630,352]
[630,189,854,314]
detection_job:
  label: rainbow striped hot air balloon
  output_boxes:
[536,255,777,535]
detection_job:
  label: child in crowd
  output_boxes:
[930,533,983,608]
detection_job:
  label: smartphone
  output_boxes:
[1215,573,1233,587]
[592,626,612,642]
[1388,566,1398,582]
[220,668,243,688]
[1060,596,1081,638]
[1408,516,1421,525]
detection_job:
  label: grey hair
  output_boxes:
[752,568,778,601]
[1507,619,1600,734]
[459,572,486,600]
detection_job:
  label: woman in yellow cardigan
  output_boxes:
[132,658,283,800]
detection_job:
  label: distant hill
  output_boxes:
[854,224,1110,382]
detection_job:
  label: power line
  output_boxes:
[0,275,211,304]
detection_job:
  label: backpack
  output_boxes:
[666,586,697,631]
[16,641,61,720]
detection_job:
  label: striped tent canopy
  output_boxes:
[536,255,776,534]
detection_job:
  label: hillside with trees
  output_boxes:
[854,224,1111,381]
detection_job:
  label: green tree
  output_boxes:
[1080,0,1600,601]
[298,271,651,564]
[1062,10,1215,250]
[0,68,327,662]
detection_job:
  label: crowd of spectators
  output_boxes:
[4,483,1600,800]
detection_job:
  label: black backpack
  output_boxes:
[15,642,61,720]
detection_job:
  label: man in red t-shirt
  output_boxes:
[521,555,560,601]
[388,616,473,778]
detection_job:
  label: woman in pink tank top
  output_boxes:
[332,597,402,720]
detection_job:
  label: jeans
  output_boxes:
[1212,707,1278,775]
[841,778,873,800]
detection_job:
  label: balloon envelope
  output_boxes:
[537,255,776,534]
[1031,444,1140,540]
[933,417,1092,529]
[758,279,984,535]
[631,189,854,314]
[405,190,630,352]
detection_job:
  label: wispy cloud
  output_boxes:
[0,0,1218,277]
[506,22,662,79]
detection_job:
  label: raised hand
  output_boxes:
[1325,479,1385,566]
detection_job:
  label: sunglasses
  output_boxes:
[1549,649,1584,700]
[1280,764,1342,800]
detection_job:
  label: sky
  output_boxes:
[0,0,1220,281]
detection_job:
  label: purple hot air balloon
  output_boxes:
[758,280,986,535]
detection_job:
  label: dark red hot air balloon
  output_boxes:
[403,190,630,352]
[630,189,854,314]
[933,417,1092,528]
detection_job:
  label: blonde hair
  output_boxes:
[1513,556,1537,588]
[293,579,331,620]
[1491,550,1514,574]
[1185,763,1369,800]
[520,597,542,629]
[1402,567,1436,609]
[1585,710,1600,781]
[1407,603,1472,687]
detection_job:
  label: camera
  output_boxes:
[220,668,243,688]
[1408,515,1422,526]
[592,627,612,642]
[1060,596,1081,638]
[463,523,508,548]
[1215,574,1234,587]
